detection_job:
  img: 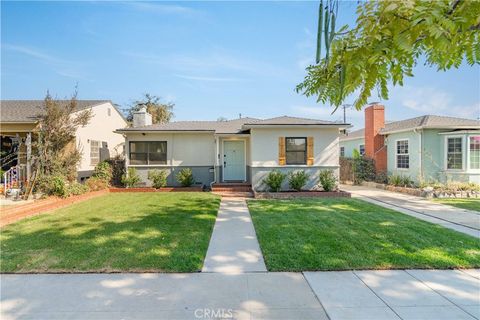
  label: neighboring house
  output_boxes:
[0,100,127,180]
[115,108,349,190]
[340,104,480,184]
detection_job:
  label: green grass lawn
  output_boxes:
[432,198,480,212]
[1,192,220,273]
[248,198,480,271]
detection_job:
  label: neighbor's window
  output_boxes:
[285,137,306,165]
[396,140,409,169]
[359,144,365,156]
[470,136,480,170]
[447,137,463,170]
[129,141,167,165]
[340,146,345,157]
[90,140,100,165]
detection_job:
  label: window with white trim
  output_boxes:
[470,136,480,170]
[447,137,463,170]
[129,141,167,165]
[90,140,100,165]
[396,140,409,169]
[340,146,345,157]
[359,144,365,156]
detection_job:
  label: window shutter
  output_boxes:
[307,137,314,165]
[278,137,286,165]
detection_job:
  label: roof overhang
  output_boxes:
[114,129,215,134]
[243,124,351,129]
[438,129,480,135]
[340,136,364,142]
[381,125,480,135]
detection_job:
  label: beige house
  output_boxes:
[1,100,128,181]
[115,108,349,190]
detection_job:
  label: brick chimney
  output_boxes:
[364,103,387,173]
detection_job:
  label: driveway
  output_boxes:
[2,269,478,320]
[342,184,480,238]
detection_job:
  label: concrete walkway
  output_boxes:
[202,197,267,273]
[2,269,478,320]
[342,184,480,238]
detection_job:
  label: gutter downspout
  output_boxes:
[210,137,218,190]
[414,128,423,181]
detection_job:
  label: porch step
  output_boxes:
[211,183,252,193]
[212,191,254,198]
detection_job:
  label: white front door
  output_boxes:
[223,140,245,181]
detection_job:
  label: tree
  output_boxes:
[217,116,228,122]
[297,0,480,110]
[35,93,93,181]
[127,93,174,124]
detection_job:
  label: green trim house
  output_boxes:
[340,104,480,184]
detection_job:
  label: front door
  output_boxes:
[223,140,245,181]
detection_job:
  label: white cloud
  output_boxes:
[392,85,480,119]
[291,105,364,124]
[124,2,201,16]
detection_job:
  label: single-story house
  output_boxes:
[340,104,480,184]
[1,100,128,181]
[115,108,350,190]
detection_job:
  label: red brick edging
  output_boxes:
[1,190,109,227]
[109,186,203,192]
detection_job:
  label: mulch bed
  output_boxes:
[109,186,204,192]
[253,190,351,199]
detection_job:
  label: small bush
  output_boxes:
[388,174,413,187]
[375,171,388,184]
[319,170,337,192]
[263,170,286,192]
[148,169,168,188]
[352,157,376,184]
[121,168,141,188]
[86,176,109,191]
[288,171,309,191]
[67,182,89,196]
[176,168,195,187]
[93,161,113,183]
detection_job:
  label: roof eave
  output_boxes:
[381,125,480,135]
[243,124,351,129]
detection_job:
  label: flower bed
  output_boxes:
[253,190,351,199]
[361,181,480,198]
[109,186,204,192]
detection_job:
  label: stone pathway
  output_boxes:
[342,184,480,238]
[202,197,267,273]
[305,269,480,320]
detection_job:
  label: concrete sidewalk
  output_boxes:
[342,184,480,238]
[2,270,478,320]
[202,197,267,273]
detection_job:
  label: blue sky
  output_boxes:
[2,1,479,129]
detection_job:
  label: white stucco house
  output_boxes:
[1,100,128,180]
[115,108,350,190]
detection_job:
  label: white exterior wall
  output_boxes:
[250,127,341,190]
[75,102,127,174]
[250,127,340,167]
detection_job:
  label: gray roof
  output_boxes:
[340,115,479,140]
[117,115,348,134]
[244,115,340,126]
[119,117,260,134]
[1,100,111,122]
[380,115,479,134]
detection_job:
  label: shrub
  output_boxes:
[375,171,388,184]
[86,176,109,191]
[388,174,413,187]
[92,161,113,183]
[67,182,89,196]
[148,169,168,188]
[288,171,309,191]
[352,157,376,184]
[176,168,195,187]
[319,169,337,192]
[263,170,286,192]
[121,168,141,188]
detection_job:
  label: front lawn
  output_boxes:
[1,192,220,273]
[432,198,480,212]
[248,198,480,271]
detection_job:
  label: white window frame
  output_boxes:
[444,135,465,171]
[468,135,480,172]
[90,140,100,166]
[395,139,410,170]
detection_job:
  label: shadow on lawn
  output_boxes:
[1,194,220,273]
[249,198,480,271]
